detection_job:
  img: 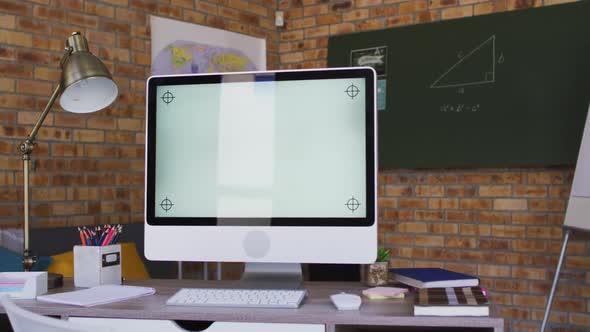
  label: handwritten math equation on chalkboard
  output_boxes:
[440,104,481,113]
[430,35,504,93]
[431,35,504,113]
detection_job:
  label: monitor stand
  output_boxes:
[238,263,302,289]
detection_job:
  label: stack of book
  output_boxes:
[390,268,489,316]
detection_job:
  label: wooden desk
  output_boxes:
[3,279,504,332]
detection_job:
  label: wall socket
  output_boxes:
[275,11,284,27]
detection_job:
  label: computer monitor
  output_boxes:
[145,68,377,287]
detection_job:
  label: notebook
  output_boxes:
[414,287,489,316]
[390,268,479,288]
[36,285,155,307]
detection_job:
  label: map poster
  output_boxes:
[151,16,266,75]
[350,46,387,111]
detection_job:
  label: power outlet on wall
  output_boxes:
[275,11,284,27]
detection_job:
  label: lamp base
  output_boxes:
[22,249,37,272]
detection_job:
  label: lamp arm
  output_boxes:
[20,46,71,271]
[19,83,62,157]
[20,46,72,156]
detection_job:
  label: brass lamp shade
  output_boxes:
[59,33,118,113]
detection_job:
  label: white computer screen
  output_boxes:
[153,77,367,219]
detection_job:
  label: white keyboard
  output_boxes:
[166,288,307,309]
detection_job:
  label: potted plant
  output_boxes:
[364,248,390,286]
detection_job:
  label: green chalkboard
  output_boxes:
[328,1,590,169]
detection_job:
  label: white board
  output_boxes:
[564,103,590,230]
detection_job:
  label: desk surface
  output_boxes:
[4,279,504,332]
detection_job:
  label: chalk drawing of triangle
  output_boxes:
[431,35,496,89]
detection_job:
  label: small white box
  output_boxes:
[0,272,47,299]
[74,245,121,288]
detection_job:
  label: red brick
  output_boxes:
[356,19,385,31]
[158,4,183,18]
[474,0,508,14]
[0,0,29,16]
[428,248,460,261]
[329,23,355,35]
[446,210,473,222]
[498,307,530,320]
[415,235,444,247]
[478,211,510,223]
[429,0,458,8]
[384,185,412,196]
[17,80,52,96]
[495,279,528,292]
[445,237,476,248]
[415,185,444,197]
[528,171,564,184]
[460,224,490,236]
[446,185,476,197]
[399,198,427,208]
[415,210,444,221]
[460,173,492,183]
[493,198,527,211]
[399,0,427,13]
[478,264,510,277]
[508,0,539,9]
[68,12,98,28]
[33,6,66,23]
[0,78,13,92]
[479,185,511,196]
[513,267,546,280]
[428,198,458,209]
[441,5,473,19]
[460,198,492,209]
[491,225,526,238]
[549,185,570,198]
[570,313,590,326]
[370,6,398,17]
[429,223,458,234]
[384,234,414,245]
[529,199,565,212]
[514,185,547,197]
[378,197,397,208]
[415,261,445,268]
[385,14,413,27]
[491,172,525,184]
[513,294,546,308]
[566,256,590,270]
[73,129,104,143]
[479,239,509,250]
[105,132,135,144]
[512,239,547,252]
[17,17,50,34]
[398,222,428,233]
[527,226,562,239]
[0,64,33,78]
[357,0,384,5]
[53,0,83,11]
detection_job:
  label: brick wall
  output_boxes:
[1,0,589,331]
[0,0,278,230]
[275,0,589,331]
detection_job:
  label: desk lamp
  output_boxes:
[19,32,118,271]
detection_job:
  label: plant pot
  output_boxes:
[364,261,389,286]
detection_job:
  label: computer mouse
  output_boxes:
[330,292,362,310]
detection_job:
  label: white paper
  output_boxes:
[36,285,155,307]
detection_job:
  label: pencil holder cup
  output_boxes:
[74,244,122,288]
